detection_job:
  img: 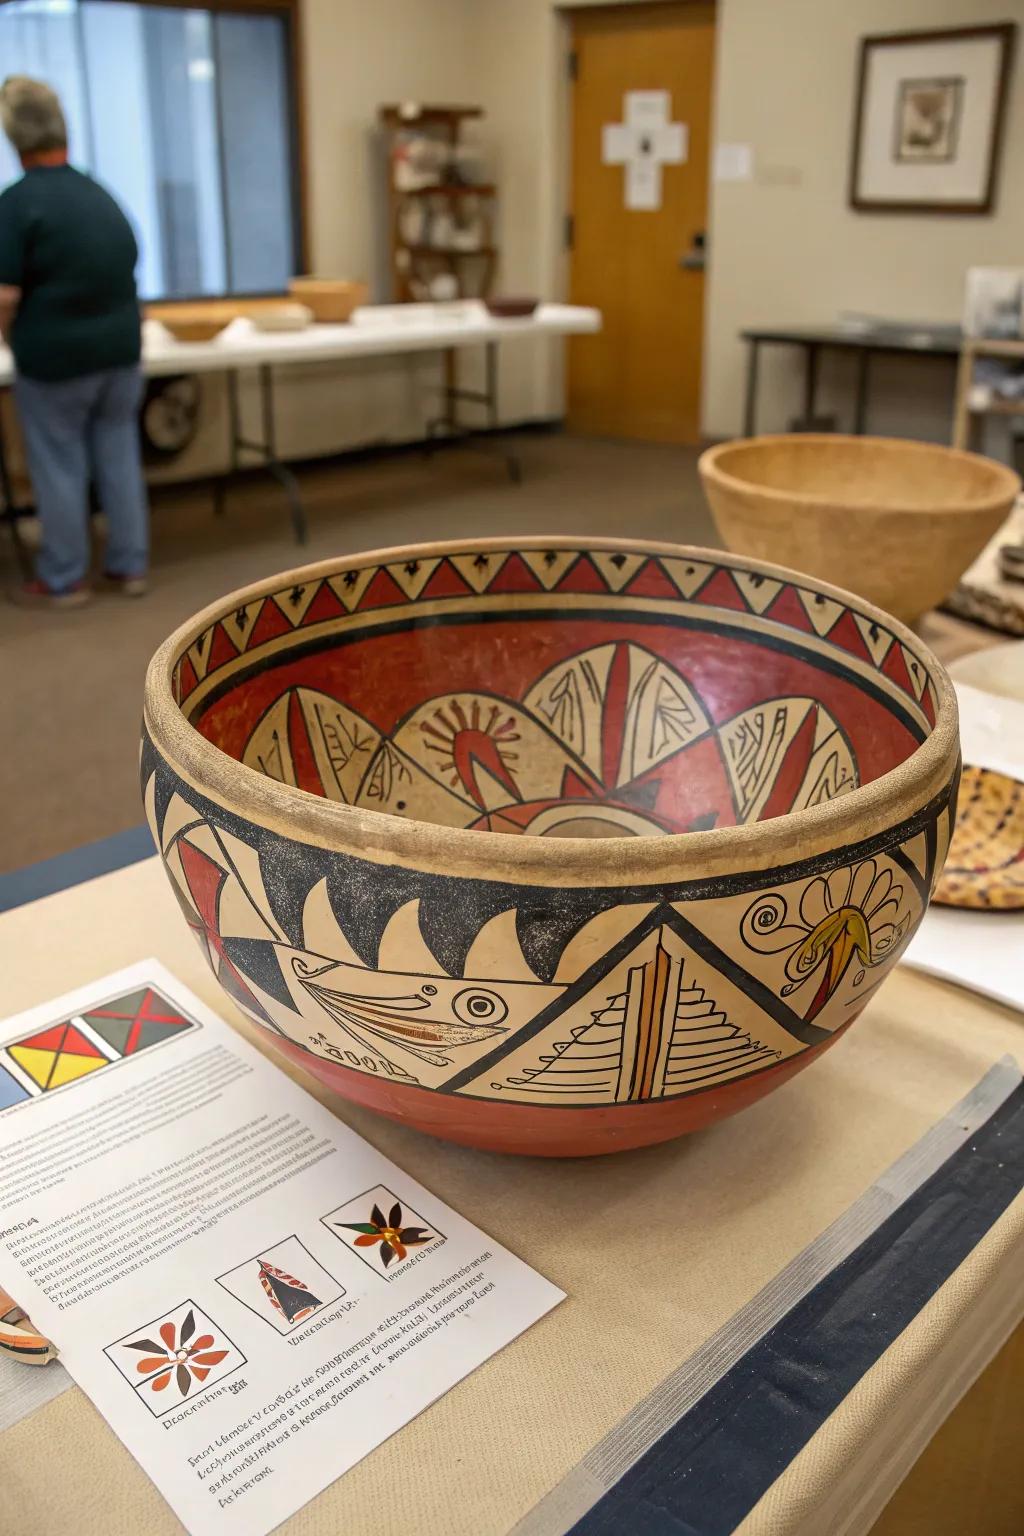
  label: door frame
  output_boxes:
[553,0,718,439]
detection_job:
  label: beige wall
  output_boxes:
[705,0,1024,441]
[471,0,1024,445]
[164,0,1024,482]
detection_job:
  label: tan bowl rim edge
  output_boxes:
[143,535,959,889]
[698,433,1022,517]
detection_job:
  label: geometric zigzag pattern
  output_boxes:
[171,547,939,732]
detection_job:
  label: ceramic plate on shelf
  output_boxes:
[933,763,1024,910]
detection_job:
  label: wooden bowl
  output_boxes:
[143,538,959,1156]
[159,313,232,344]
[486,297,540,319]
[699,435,1020,624]
[287,278,369,323]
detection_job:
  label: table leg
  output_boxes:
[214,371,242,520]
[220,367,307,545]
[854,351,871,434]
[486,343,520,484]
[0,389,32,579]
[257,364,307,546]
[803,344,820,426]
[951,343,975,452]
[743,340,760,437]
[423,344,521,483]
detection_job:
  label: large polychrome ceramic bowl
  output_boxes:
[142,538,959,1156]
[699,434,1020,625]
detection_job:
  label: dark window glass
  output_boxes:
[0,0,299,299]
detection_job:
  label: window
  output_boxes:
[0,0,302,300]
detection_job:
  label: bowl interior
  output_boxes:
[709,436,1014,510]
[169,546,942,842]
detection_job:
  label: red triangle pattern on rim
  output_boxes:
[553,554,608,594]
[205,623,238,674]
[486,552,545,595]
[823,610,873,666]
[763,584,817,634]
[357,568,408,611]
[419,561,474,601]
[692,567,748,612]
[300,581,346,627]
[170,551,937,721]
[246,596,293,652]
[624,559,682,601]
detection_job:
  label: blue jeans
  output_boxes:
[15,365,149,592]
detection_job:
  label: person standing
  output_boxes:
[0,75,149,608]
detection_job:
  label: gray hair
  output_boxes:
[0,76,67,155]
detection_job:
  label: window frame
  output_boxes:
[0,0,310,301]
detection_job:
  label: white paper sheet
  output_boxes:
[626,160,661,211]
[602,92,687,210]
[624,89,671,129]
[713,142,753,182]
[0,963,563,1534]
[901,682,1024,1011]
[651,121,688,165]
[601,122,632,165]
[902,905,1024,1014]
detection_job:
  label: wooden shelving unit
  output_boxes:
[378,104,497,303]
[953,336,1024,450]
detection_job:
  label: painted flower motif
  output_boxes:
[338,1201,433,1270]
[742,859,911,1021]
[123,1309,229,1397]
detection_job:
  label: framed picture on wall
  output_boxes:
[849,23,1016,214]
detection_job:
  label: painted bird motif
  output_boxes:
[292,957,510,1068]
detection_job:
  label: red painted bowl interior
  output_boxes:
[176,554,933,840]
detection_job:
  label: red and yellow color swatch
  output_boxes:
[8,1021,107,1091]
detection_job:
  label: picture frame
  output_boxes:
[849,24,1016,215]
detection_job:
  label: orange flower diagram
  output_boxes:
[123,1310,229,1398]
[742,859,911,1022]
[337,1201,433,1270]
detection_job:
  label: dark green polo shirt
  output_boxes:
[0,164,141,382]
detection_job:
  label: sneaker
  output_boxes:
[9,578,91,610]
[103,570,149,597]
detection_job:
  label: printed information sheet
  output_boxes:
[0,961,564,1533]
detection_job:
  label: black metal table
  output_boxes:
[741,324,963,437]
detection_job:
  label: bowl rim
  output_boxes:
[143,535,959,889]
[698,433,1022,516]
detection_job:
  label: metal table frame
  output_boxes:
[425,341,520,484]
[0,302,601,567]
[741,326,962,437]
[1,341,511,562]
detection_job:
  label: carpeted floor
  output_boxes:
[0,431,714,872]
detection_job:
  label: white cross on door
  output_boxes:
[602,90,688,210]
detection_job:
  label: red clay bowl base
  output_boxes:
[271,1019,855,1155]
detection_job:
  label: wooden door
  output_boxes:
[567,2,715,443]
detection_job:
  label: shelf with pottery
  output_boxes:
[400,183,497,199]
[379,103,497,305]
[952,335,1024,449]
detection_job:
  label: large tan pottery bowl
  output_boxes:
[143,537,959,1156]
[699,434,1020,625]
